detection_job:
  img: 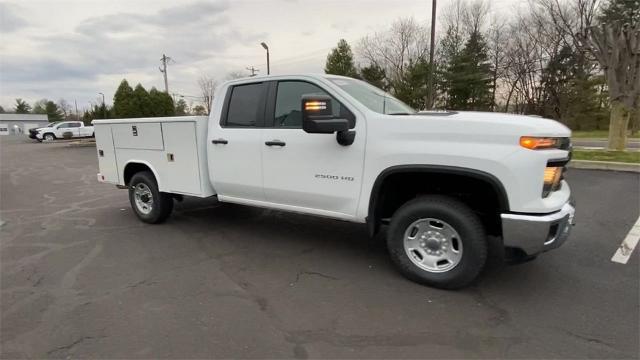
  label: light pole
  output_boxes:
[98,92,106,119]
[427,0,437,109]
[261,42,270,75]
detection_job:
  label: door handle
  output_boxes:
[211,138,228,145]
[265,140,286,147]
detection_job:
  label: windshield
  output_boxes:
[46,122,59,127]
[328,77,416,115]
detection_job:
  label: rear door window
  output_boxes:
[224,83,266,127]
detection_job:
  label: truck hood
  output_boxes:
[395,111,571,138]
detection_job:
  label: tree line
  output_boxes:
[324,0,639,149]
[2,80,206,124]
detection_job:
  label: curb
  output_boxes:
[572,138,640,143]
[568,160,640,173]
[67,141,96,148]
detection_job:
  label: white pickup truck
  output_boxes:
[93,74,575,289]
[34,120,94,141]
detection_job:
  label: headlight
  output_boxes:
[543,167,562,196]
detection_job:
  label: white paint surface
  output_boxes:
[611,216,640,264]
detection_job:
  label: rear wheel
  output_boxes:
[128,171,173,224]
[387,195,488,289]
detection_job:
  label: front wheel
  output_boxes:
[128,171,174,224]
[43,133,55,141]
[387,195,488,289]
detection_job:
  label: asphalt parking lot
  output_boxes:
[1,135,638,359]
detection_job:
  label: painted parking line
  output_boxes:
[611,216,640,264]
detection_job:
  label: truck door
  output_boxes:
[55,122,78,137]
[68,122,82,137]
[261,80,365,218]
[207,82,267,202]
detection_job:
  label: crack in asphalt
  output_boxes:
[291,270,340,285]
[46,335,106,357]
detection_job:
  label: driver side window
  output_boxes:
[274,81,340,128]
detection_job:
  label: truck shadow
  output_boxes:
[171,197,515,286]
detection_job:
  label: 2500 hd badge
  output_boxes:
[315,174,355,181]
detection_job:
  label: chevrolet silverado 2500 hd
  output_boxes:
[34,121,94,141]
[93,74,575,289]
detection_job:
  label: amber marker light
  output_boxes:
[520,136,560,150]
[304,101,327,111]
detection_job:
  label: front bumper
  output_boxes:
[501,201,575,255]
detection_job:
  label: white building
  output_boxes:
[0,114,50,135]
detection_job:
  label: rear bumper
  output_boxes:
[501,201,576,255]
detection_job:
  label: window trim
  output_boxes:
[265,79,356,129]
[220,81,268,128]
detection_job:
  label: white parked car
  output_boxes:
[34,121,95,141]
[93,74,575,289]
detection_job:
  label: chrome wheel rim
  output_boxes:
[403,218,463,273]
[44,134,53,141]
[133,183,153,215]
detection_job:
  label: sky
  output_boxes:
[0,0,515,112]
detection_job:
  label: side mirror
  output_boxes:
[301,95,349,134]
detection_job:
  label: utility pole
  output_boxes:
[246,66,259,77]
[98,92,106,119]
[427,0,437,109]
[159,54,172,93]
[74,99,79,120]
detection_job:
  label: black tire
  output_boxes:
[386,195,488,289]
[128,171,173,224]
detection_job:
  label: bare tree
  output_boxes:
[198,75,216,115]
[463,0,490,35]
[357,17,430,83]
[579,23,640,149]
[534,0,600,51]
[58,99,72,119]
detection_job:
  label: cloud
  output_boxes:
[0,3,28,32]
[1,1,260,85]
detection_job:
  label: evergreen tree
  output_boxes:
[130,84,153,117]
[392,58,431,110]
[148,88,175,117]
[175,99,188,115]
[443,30,493,110]
[598,0,639,26]
[32,99,64,121]
[324,39,358,77]
[14,98,31,113]
[360,64,388,91]
[540,45,608,130]
[0,105,5,113]
[113,79,134,118]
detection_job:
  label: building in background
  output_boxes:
[0,114,50,135]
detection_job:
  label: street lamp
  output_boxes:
[261,42,270,75]
[98,92,106,119]
[427,0,437,109]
